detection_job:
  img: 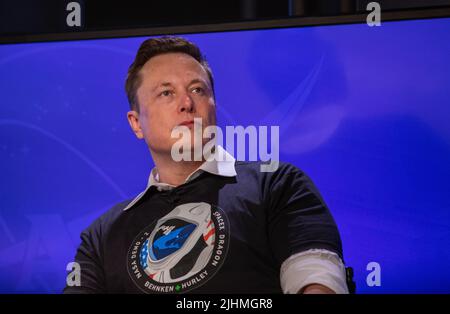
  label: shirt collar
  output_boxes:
[122,145,236,211]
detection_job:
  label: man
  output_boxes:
[64,36,349,294]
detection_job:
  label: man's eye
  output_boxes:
[159,90,173,97]
[192,87,204,94]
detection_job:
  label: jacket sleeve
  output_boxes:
[63,219,106,294]
[266,162,344,266]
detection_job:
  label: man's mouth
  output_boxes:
[179,120,195,126]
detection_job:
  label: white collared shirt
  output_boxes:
[122,146,236,211]
[149,145,237,192]
[123,145,348,294]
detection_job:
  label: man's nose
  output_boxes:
[179,93,194,113]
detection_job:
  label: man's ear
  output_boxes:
[127,110,144,139]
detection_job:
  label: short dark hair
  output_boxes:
[125,36,214,112]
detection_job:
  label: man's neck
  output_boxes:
[151,152,205,187]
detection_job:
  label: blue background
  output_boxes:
[1,17,449,293]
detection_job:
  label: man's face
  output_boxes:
[127,52,216,156]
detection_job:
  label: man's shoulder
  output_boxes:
[102,198,134,219]
[234,160,305,177]
[232,160,312,195]
[82,198,134,236]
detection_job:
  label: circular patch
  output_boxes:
[127,202,229,293]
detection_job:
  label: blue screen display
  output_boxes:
[1,17,449,293]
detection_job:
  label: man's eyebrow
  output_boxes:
[151,79,209,92]
[188,78,210,88]
[152,82,173,92]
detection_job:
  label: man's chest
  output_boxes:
[101,194,281,293]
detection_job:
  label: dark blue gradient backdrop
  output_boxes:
[1,18,449,293]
